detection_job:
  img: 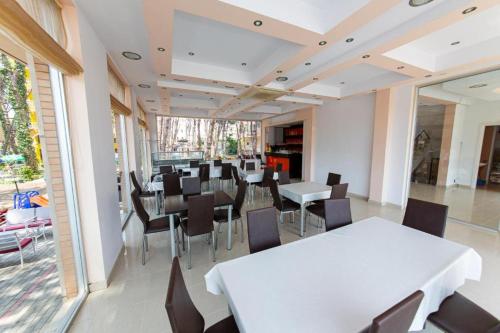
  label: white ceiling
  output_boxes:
[439,69,500,102]
[74,0,500,119]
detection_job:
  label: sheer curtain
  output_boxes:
[108,68,126,105]
[17,0,67,48]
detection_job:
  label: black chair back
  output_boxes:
[189,160,199,168]
[247,207,281,254]
[367,290,424,333]
[213,159,222,167]
[199,164,210,183]
[221,163,232,180]
[234,180,247,216]
[160,165,174,174]
[246,162,255,171]
[330,183,348,199]
[130,171,143,195]
[166,257,205,333]
[262,167,274,186]
[186,194,214,236]
[324,198,352,232]
[239,159,245,170]
[232,166,240,186]
[164,173,182,197]
[403,198,448,238]
[278,171,290,185]
[326,173,341,186]
[131,190,149,232]
[269,180,283,211]
[182,177,201,197]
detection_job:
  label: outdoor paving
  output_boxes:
[0,234,62,332]
[0,178,47,210]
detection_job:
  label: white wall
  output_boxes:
[445,104,466,186]
[313,94,375,197]
[456,101,500,186]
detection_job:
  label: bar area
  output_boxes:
[264,123,303,179]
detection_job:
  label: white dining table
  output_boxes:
[278,182,331,236]
[238,169,278,184]
[205,217,482,333]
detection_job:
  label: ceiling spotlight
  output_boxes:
[424,74,432,78]
[173,78,185,82]
[210,97,214,100]
[313,77,319,81]
[305,62,311,66]
[122,51,142,60]
[409,0,434,7]
[146,99,155,103]
[241,62,247,66]
[179,94,183,97]
[345,38,354,43]
[225,85,234,88]
[160,74,166,77]
[462,6,477,14]
[276,76,288,82]
[205,92,210,95]
[257,84,262,87]
[212,81,218,84]
[253,20,263,27]
[319,41,327,46]
[157,47,165,52]
[362,54,370,59]
[138,84,150,88]
[340,82,345,85]
[151,108,158,111]
[450,41,460,46]
[188,52,195,56]
[469,83,487,89]
[277,70,283,74]
[397,66,405,70]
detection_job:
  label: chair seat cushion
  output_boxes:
[281,199,300,212]
[428,293,499,333]
[214,209,241,223]
[0,237,32,254]
[306,203,325,218]
[204,315,239,333]
[146,215,180,234]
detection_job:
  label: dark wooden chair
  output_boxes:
[245,162,255,171]
[270,180,300,224]
[428,292,499,333]
[220,163,233,190]
[231,166,240,187]
[180,194,215,269]
[213,159,222,167]
[246,207,281,254]
[189,160,200,168]
[214,181,246,248]
[278,171,290,185]
[326,172,341,186]
[324,198,352,232]
[403,198,448,238]
[164,173,182,197]
[131,190,180,265]
[182,177,201,197]
[130,171,154,198]
[255,167,274,199]
[166,257,239,333]
[199,164,210,190]
[307,183,349,226]
[239,159,245,170]
[160,165,175,174]
[361,290,424,333]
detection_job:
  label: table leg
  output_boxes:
[300,204,305,237]
[227,205,233,250]
[155,191,160,215]
[169,214,176,260]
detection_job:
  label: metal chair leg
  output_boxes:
[182,231,185,251]
[239,219,244,242]
[215,223,222,250]
[144,235,149,251]
[187,236,192,269]
[175,229,182,257]
[142,235,146,265]
[211,231,216,262]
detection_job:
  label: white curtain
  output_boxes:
[17,0,67,48]
[108,68,126,104]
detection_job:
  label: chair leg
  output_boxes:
[144,235,149,252]
[175,229,182,258]
[182,231,185,251]
[20,248,24,267]
[187,236,192,269]
[211,231,216,262]
[239,219,244,243]
[215,223,222,250]
[142,236,146,265]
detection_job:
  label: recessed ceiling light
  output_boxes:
[205,92,210,95]
[362,54,370,59]
[138,84,150,88]
[397,66,405,70]
[210,97,214,100]
[146,99,155,103]
[256,84,262,87]
[345,38,354,43]
[188,52,195,56]
[276,76,288,82]
[157,47,165,52]
[450,41,460,46]
[241,62,247,66]
[319,41,327,46]
[305,62,311,66]
[225,85,234,89]
[409,0,434,7]
[313,77,319,81]
[173,79,185,82]
[151,108,158,111]
[160,74,166,77]
[469,83,487,89]
[212,81,218,84]
[253,20,263,27]
[179,94,183,97]
[425,74,432,78]
[462,6,477,14]
[122,51,141,60]
[277,70,283,74]
[340,82,345,85]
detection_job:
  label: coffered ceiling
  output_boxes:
[75,0,500,120]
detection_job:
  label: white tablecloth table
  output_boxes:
[205,217,482,333]
[278,182,331,236]
[238,169,278,184]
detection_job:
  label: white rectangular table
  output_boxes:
[238,169,278,184]
[278,182,331,236]
[205,217,482,333]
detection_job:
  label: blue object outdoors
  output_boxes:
[13,191,40,209]
[0,154,25,164]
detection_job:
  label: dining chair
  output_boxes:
[199,164,210,191]
[246,162,255,171]
[307,183,349,227]
[213,159,222,167]
[220,163,233,190]
[131,190,181,265]
[427,292,499,333]
[278,171,290,185]
[403,198,448,238]
[326,172,341,186]
[130,171,155,198]
[214,181,246,248]
[361,290,424,333]
[182,177,201,197]
[231,166,240,187]
[160,165,175,174]
[323,198,352,232]
[313,182,348,206]
[276,163,283,172]
[165,257,239,333]
[0,232,35,267]
[164,173,182,197]
[189,160,200,168]
[255,167,274,199]
[246,207,281,254]
[180,194,215,269]
[270,180,300,224]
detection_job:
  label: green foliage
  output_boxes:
[226,135,237,155]
[18,165,40,182]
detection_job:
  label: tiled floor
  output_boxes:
[70,188,500,332]
[410,183,500,230]
[0,234,63,332]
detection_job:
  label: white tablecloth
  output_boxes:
[239,169,278,184]
[205,217,482,333]
[278,182,331,204]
